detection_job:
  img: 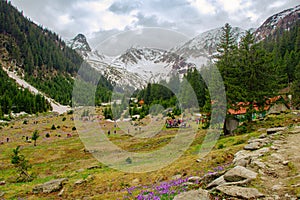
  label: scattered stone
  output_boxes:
[233,150,251,167]
[86,175,95,182]
[187,176,201,183]
[216,185,264,199]
[272,184,283,191]
[244,141,262,150]
[74,179,86,185]
[0,180,5,185]
[224,166,257,182]
[251,160,266,169]
[132,178,140,185]
[259,133,267,138]
[58,188,64,197]
[173,188,210,200]
[206,175,226,189]
[233,147,270,167]
[200,171,225,185]
[76,168,84,173]
[172,174,182,180]
[267,127,287,135]
[182,182,195,187]
[258,128,266,132]
[271,153,284,161]
[282,161,289,165]
[33,178,68,194]
[87,165,101,170]
[289,129,300,134]
[271,146,279,150]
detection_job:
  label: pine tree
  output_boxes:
[31,130,39,146]
[11,146,33,182]
[215,23,240,104]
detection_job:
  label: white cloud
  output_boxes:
[269,1,286,9]
[58,14,73,26]
[188,0,216,14]
[9,0,300,40]
[71,0,137,33]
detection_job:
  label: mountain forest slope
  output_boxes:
[0,1,113,109]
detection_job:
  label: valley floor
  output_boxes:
[0,112,299,199]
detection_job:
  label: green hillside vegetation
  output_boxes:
[0,66,51,119]
[0,1,113,106]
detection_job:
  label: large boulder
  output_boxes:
[173,189,210,200]
[244,141,262,150]
[224,166,257,182]
[33,178,68,194]
[266,127,287,134]
[216,185,264,199]
[206,175,226,189]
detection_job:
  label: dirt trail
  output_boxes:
[259,131,300,200]
[3,68,71,114]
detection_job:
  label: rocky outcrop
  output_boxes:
[33,178,68,194]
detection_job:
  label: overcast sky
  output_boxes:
[9,0,299,46]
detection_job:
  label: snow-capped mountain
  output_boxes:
[255,5,300,41]
[174,27,245,66]
[67,34,91,53]
[67,5,300,90]
[111,47,192,83]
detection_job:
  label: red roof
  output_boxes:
[228,96,282,115]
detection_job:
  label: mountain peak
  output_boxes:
[67,33,91,52]
[255,4,300,41]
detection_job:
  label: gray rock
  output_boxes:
[244,141,262,150]
[74,179,86,185]
[172,174,182,180]
[282,161,289,165]
[58,188,64,197]
[272,184,283,191]
[251,160,266,169]
[259,133,267,138]
[233,150,251,167]
[267,127,287,134]
[258,128,266,132]
[33,178,68,194]
[216,185,264,199]
[224,166,257,182]
[173,189,210,200]
[200,171,225,185]
[289,129,300,134]
[206,175,226,189]
[76,168,84,173]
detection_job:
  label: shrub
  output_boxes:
[62,117,66,121]
[51,124,56,130]
[45,133,50,138]
[11,146,33,182]
[23,120,28,125]
[72,127,76,131]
